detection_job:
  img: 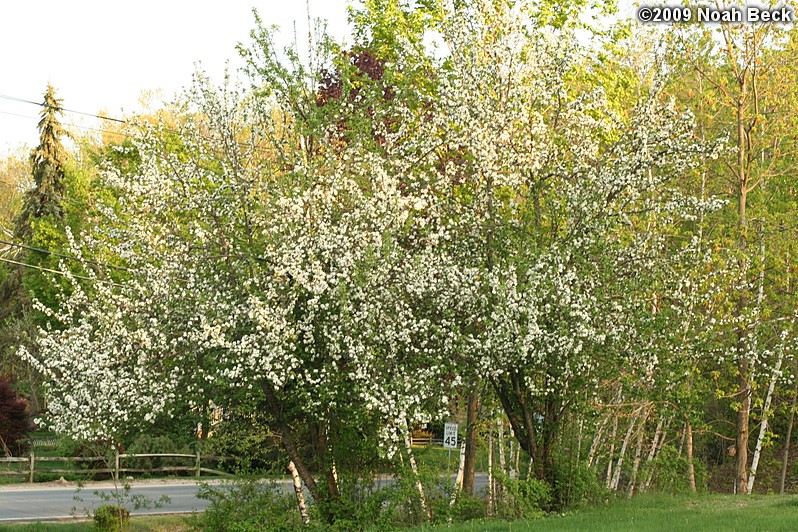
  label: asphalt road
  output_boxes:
[0,474,489,522]
[0,481,224,522]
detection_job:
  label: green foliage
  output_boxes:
[646,446,707,495]
[92,504,129,532]
[449,495,488,522]
[16,84,68,238]
[494,474,553,519]
[195,479,304,532]
[550,457,609,510]
[200,407,284,474]
[124,434,189,472]
[58,439,116,476]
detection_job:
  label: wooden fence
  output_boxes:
[0,451,234,483]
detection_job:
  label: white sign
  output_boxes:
[443,422,458,449]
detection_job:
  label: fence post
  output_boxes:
[114,449,120,481]
[28,450,34,483]
[195,449,201,478]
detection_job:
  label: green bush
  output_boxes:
[450,494,488,522]
[195,479,304,532]
[125,434,189,473]
[645,445,707,494]
[495,474,552,519]
[551,457,609,509]
[59,439,115,478]
[93,504,129,531]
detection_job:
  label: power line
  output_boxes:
[0,93,127,124]
[0,109,134,140]
[0,256,123,287]
[0,92,257,150]
[0,238,132,272]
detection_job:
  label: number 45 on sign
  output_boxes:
[444,422,458,449]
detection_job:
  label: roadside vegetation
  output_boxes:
[4,494,798,531]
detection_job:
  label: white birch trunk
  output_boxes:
[488,421,494,515]
[449,440,467,521]
[627,418,646,499]
[643,420,669,492]
[611,410,639,491]
[627,408,650,498]
[404,427,430,520]
[747,349,784,493]
[605,414,619,488]
[588,415,608,469]
[498,417,507,476]
[288,461,310,526]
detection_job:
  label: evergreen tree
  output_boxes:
[0,85,69,412]
[15,84,68,240]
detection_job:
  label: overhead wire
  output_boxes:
[0,91,263,151]
[0,256,124,287]
[0,109,134,140]
[0,238,132,272]
[0,93,127,123]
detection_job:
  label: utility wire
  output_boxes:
[0,256,123,287]
[0,109,134,140]
[0,93,127,124]
[0,91,261,151]
[0,238,133,272]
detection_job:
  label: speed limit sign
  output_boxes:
[443,422,458,449]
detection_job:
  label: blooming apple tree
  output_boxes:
[22,0,729,511]
[397,0,725,482]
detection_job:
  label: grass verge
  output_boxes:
[407,493,798,532]
[0,514,190,531]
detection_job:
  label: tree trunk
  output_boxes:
[262,384,321,502]
[748,349,784,493]
[588,414,609,469]
[627,414,646,499]
[449,440,467,518]
[462,388,480,495]
[487,419,494,515]
[404,424,431,520]
[605,414,619,488]
[781,370,798,494]
[686,420,697,493]
[611,410,639,491]
[735,356,751,494]
[643,418,668,492]
[288,461,310,525]
[498,416,507,476]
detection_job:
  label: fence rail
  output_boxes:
[0,451,233,483]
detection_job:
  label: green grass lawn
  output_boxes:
[0,514,190,531]
[409,493,798,532]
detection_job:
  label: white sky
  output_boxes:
[0,0,351,155]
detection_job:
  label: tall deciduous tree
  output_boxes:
[669,20,798,494]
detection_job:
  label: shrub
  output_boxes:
[646,445,707,494]
[93,504,129,531]
[0,376,31,455]
[550,457,609,509]
[195,478,304,532]
[199,413,282,474]
[125,434,188,473]
[450,494,488,522]
[495,474,552,519]
[62,439,116,477]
